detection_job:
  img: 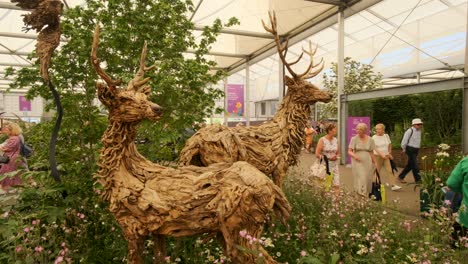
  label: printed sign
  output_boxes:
[227,84,244,117]
[19,96,31,111]
[346,116,371,164]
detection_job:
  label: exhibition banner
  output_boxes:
[19,96,31,111]
[227,84,244,117]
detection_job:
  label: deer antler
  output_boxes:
[91,25,121,89]
[262,11,297,79]
[299,41,324,79]
[262,12,324,80]
[127,41,156,92]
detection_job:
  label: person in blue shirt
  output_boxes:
[398,118,423,184]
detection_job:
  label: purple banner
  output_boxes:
[227,84,244,117]
[346,116,370,164]
[19,96,31,111]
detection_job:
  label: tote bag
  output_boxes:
[369,169,386,204]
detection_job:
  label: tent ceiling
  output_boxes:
[0,0,466,90]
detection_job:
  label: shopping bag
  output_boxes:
[324,172,333,192]
[310,158,327,180]
[369,170,386,204]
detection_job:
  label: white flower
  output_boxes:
[436,152,449,158]
[438,143,450,151]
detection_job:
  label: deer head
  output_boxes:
[262,12,332,104]
[91,25,163,123]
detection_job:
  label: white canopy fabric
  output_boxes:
[0,0,467,96]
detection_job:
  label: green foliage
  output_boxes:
[321,57,383,118]
[6,0,238,162]
[1,0,240,262]
[420,144,464,212]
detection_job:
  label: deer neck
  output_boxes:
[97,120,144,199]
[271,94,310,165]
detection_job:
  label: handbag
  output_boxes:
[310,158,327,180]
[20,141,33,158]
[369,169,386,203]
[0,154,10,164]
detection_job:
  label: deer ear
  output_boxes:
[96,81,116,106]
[284,76,296,87]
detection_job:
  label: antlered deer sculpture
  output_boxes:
[179,12,332,188]
[92,25,290,264]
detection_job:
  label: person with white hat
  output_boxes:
[398,118,423,184]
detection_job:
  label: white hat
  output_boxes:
[412,118,423,125]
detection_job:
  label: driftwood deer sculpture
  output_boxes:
[92,26,290,264]
[179,12,332,188]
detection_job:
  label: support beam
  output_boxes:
[189,0,203,21]
[193,25,273,39]
[278,54,284,102]
[343,78,464,102]
[245,63,250,126]
[185,49,247,58]
[337,8,346,164]
[0,32,37,40]
[223,77,228,126]
[464,2,468,154]
[0,50,30,56]
[304,0,343,6]
[0,32,67,42]
[227,0,383,74]
[0,62,32,67]
[0,2,26,10]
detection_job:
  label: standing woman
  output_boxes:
[304,125,316,154]
[0,121,25,191]
[315,123,340,193]
[372,123,401,191]
[348,123,376,197]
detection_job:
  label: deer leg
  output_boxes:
[152,234,166,264]
[272,166,286,188]
[125,235,145,264]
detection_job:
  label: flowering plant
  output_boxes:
[420,143,463,212]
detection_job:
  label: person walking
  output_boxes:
[315,123,340,193]
[304,125,316,154]
[348,123,376,197]
[398,118,423,184]
[372,123,401,191]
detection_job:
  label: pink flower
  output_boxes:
[54,256,64,264]
[444,200,452,206]
[239,230,247,237]
[300,250,307,257]
[35,246,44,252]
[15,246,22,252]
[32,220,37,225]
[61,242,66,247]
[23,227,30,233]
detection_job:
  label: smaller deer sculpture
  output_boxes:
[179,12,332,188]
[92,25,290,264]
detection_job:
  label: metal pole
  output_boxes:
[224,77,228,126]
[245,62,250,126]
[337,7,346,164]
[463,2,468,154]
[278,53,285,103]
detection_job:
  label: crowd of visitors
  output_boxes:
[305,118,427,197]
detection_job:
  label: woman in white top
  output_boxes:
[372,123,401,191]
[315,123,340,193]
